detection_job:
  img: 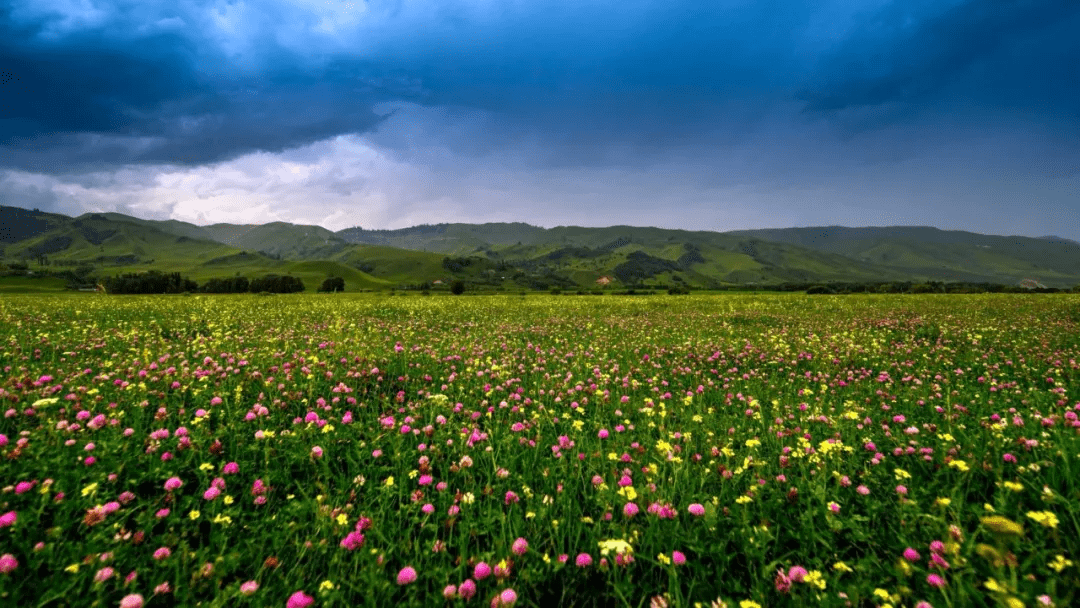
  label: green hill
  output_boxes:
[3,205,1079,291]
[89,212,217,242]
[726,226,1080,287]
[203,222,349,259]
[4,213,237,268]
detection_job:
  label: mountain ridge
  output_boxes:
[2,205,1078,290]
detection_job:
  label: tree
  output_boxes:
[249,274,304,293]
[450,280,465,295]
[319,277,345,293]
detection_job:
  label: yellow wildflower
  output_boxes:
[1026,511,1059,528]
[804,570,826,590]
[948,460,969,472]
[1049,555,1073,573]
[597,539,633,556]
[981,515,1023,536]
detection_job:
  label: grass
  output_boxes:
[0,293,1078,607]
[0,276,73,293]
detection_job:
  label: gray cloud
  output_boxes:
[0,0,1076,239]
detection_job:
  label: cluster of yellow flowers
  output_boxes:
[1025,511,1059,528]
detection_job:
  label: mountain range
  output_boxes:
[2,205,1079,291]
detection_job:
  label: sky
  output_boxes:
[1,0,1078,238]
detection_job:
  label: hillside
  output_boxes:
[725,226,1080,287]
[203,222,350,259]
[0,211,383,292]
[2,205,1079,290]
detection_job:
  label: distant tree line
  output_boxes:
[97,272,308,294]
[245,275,306,294]
[102,272,197,294]
[318,277,345,293]
[441,256,474,273]
[200,277,251,293]
[769,281,1078,294]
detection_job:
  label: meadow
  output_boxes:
[0,292,1078,608]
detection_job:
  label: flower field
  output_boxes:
[1,293,1078,608]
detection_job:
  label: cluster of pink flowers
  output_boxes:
[774,565,810,593]
[646,501,678,519]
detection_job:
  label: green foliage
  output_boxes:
[102,271,197,294]
[248,274,305,293]
[200,276,251,294]
[2,294,1078,607]
[319,277,346,293]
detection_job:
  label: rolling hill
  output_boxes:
[2,205,1079,290]
[725,226,1080,287]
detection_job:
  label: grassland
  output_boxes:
[7,206,1080,292]
[0,293,1078,607]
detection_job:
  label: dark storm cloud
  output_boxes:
[0,0,1075,239]
[0,5,399,171]
[799,0,1080,130]
[0,29,203,137]
[4,0,1077,171]
[0,0,832,172]
[369,0,820,165]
